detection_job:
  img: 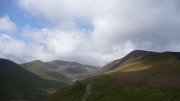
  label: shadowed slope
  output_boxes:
[0,58,67,101]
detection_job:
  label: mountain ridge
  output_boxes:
[21,59,98,84]
[47,50,180,101]
[100,50,180,73]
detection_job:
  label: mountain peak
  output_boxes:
[121,50,157,62]
[128,50,158,57]
[31,60,43,63]
[101,50,158,73]
[130,50,148,53]
[101,50,180,74]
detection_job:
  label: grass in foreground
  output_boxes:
[48,75,180,101]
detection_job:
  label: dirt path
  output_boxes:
[82,84,91,101]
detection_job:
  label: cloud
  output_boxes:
[0,16,17,33]
[3,0,180,66]
[16,0,114,22]
[21,27,130,65]
[0,34,31,63]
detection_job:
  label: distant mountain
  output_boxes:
[0,58,67,101]
[21,60,98,84]
[47,60,97,74]
[21,60,69,83]
[48,50,180,101]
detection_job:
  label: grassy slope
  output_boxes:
[21,61,69,83]
[48,81,86,101]
[107,52,180,86]
[0,59,67,101]
[48,52,180,101]
[48,75,180,101]
[21,60,98,84]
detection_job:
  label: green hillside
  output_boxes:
[48,75,180,101]
[0,58,67,101]
[47,50,180,101]
[21,60,69,83]
[21,60,98,84]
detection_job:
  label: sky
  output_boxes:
[0,0,180,66]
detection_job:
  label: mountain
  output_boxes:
[21,60,98,84]
[0,58,67,101]
[47,50,180,101]
[101,50,180,86]
[99,50,157,73]
[21,60,69,83]
[47,60,97,74]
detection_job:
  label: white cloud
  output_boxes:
[0,16,17,33]
[23,28,85,60]
[4,0,179,66]
[17,0,115,22]
[0,34,31,63]
[21,27,130,65]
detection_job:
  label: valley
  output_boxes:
[1,50,180,101]
[1,1,180,101]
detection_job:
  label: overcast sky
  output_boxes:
[0,0,180,66]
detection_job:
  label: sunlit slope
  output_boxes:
[48,50,180,101]
[105,51,180,86]
[21,60,98,84]
[99,50,157,73]
[21,60,69,83]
